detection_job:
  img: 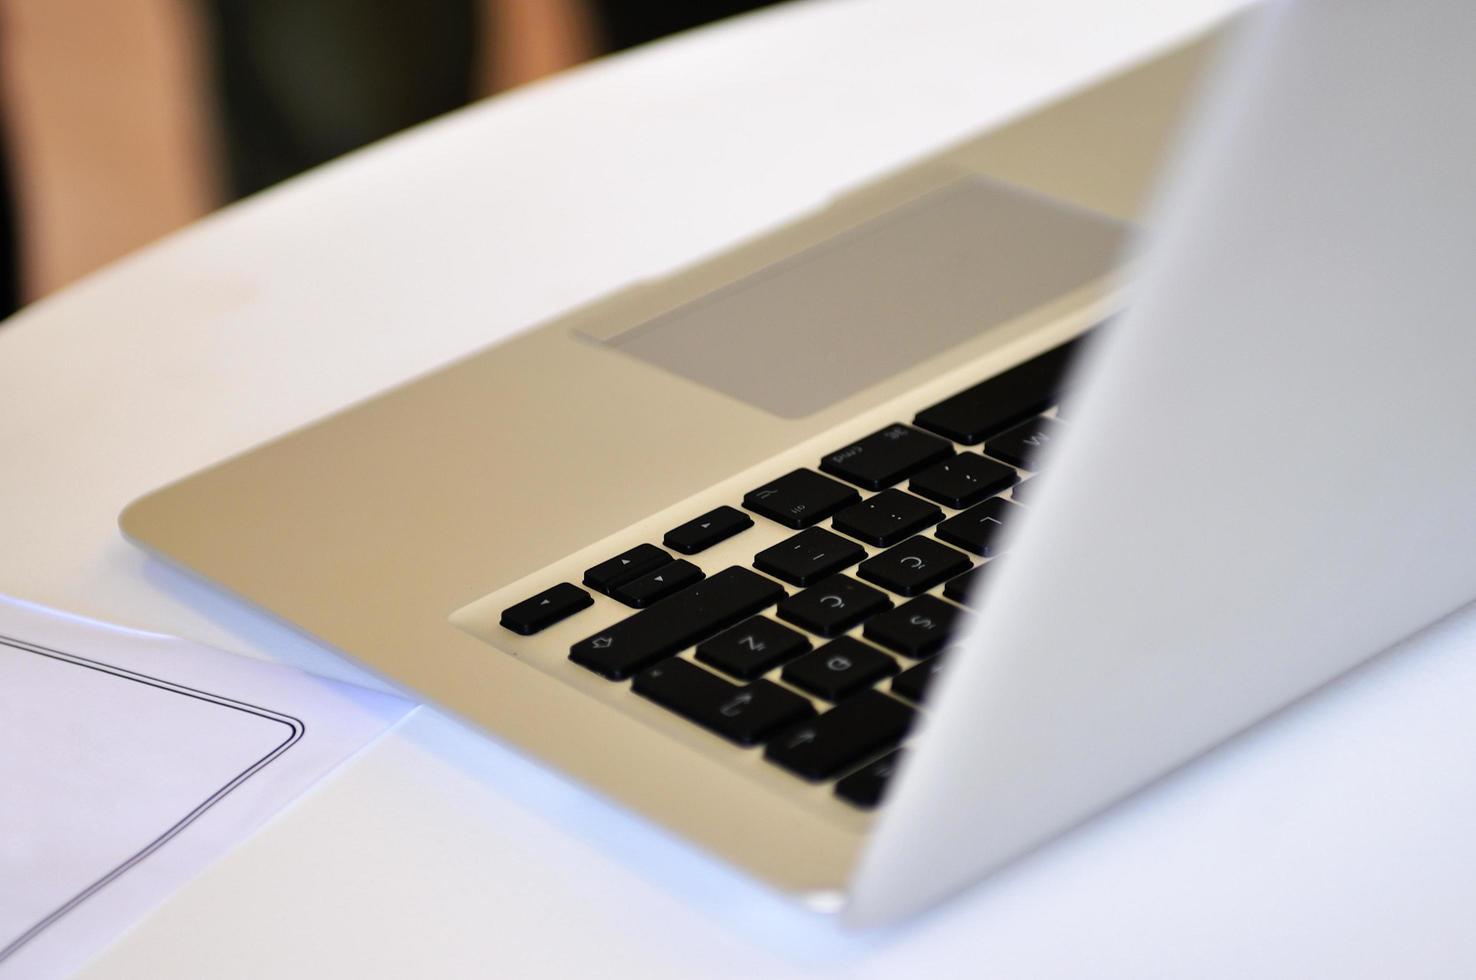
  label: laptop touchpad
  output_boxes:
[583,176,1125,418]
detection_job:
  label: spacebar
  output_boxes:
[569,566,784,679]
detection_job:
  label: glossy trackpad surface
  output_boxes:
[588,176,1125,418]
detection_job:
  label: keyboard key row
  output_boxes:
[570,566,785,679]
[497,336,1085,810]
[503,332,1081,635]
[913,336,1083,444]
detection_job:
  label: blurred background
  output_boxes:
[0,0,781,320]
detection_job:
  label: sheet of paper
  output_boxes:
[0,596,415,979]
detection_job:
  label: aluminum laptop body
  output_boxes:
[121,2,1476,924]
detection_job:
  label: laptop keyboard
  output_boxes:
[497,335,1084,810]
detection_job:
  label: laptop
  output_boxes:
[119,1,1476,925]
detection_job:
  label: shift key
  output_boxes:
[570,567,785,679]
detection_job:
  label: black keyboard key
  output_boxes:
[914,338,1083,444]
[831,490,942,548]
[891,659,946,703]
[941,560,1001,605]
[612,559,705,608]
[500,582,593,635]
[696,616,810,679]
[634,657,816,746]
[570,567,785,679]
[744,469,860,529]
[986,416,1063,470]
[753,527,865,587]
[835,749,904,809]
[764,690,915,781]
[934,497,1024,556]
[781,636,897,701]
[820,423,954,491]
[664,506,753,555]
[864,595,967,658]
[777,575,892,637]
[857,536,972,597]
[908,452,1017,509]
[1009,477,1036,504]
[584,544,671,596]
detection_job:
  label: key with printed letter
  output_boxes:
[782,637,897,701]
[864,594,967,658]
[820,423,953,490]
[777,574,892,637]
[830,490,942,548]
[764,690,915,781]
[695,616,810,679]
[743,469,860,529]
[570,567,785,679]
[857,536,971,596]
[985,416,1062,470]
[753,527,865,587]
[633,656,815,746]
[908,452,1017,509]
[934,497,1023,556]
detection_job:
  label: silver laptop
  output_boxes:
[120,0,1476,925]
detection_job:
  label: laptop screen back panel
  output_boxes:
[854,0,1476,924]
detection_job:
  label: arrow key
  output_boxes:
[664,506,754,555]
[499,582,593,635]
[584,544,672,596]
[612,559,705,608]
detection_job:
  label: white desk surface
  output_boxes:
[6,0,1475,976]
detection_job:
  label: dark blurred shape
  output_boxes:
[203,0,478,198]
[593,0,783,51]
[0,119,15,320]
[203,0,781,201]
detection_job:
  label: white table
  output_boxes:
[8,1,1475,975]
